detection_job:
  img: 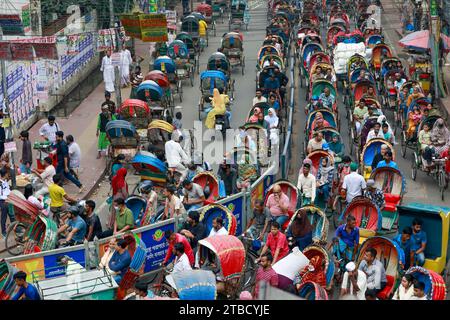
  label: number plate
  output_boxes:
[177,69,186,76]
[215,124,223,130]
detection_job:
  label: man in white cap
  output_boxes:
[364,179,385,210]
[340,261,367,300]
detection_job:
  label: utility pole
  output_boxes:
[0,27,16,188]
[109,0,122,106]
[429,0,440,98]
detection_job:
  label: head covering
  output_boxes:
[366,179,376,187]
[291,209,313,237]
[312,95,319,100]
[264,108,279,128]
[322,142,329,151]
[431,118,450,144]
[112,167,128,196]
[350,162,358,171]
[249,107,261,123]
[346,261,356,272]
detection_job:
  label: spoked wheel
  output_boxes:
[150,283,176,297]
[438,170,446,201]
[213,22,216,36]
[411,155,417,181]
[239,251,258,293]
[401,133,407,158]
[5,222,27,256]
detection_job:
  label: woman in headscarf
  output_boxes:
[377,115,396,144]
[430,118,450,155]
[293,255,327,290]
[310,112,331,138]
[406,105,423,138]
[264,108,279,129]
[205,88,228,129]
[248,107,262,123]
[328,133,344,163]
[315,157,334,207]
[406,86,424,108]
[286,208,313,251]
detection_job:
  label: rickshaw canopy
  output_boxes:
[207,52,231,72]
[200,70,228,94]
[118,99,150,116]
[154,56,177,73]
[136,80,164,101]
[105,120,137,139]
[145,70,170,87]
[166,270,216,300]
[167,41,189,59]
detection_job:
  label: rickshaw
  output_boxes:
[287,206,329,245]
[326,25,346,49]
[247,102,272,121]
[105,120,140,174]
[147,119,174,152]
[301,245,335,291]
[197,3,216,36]
[379,57,403,79]
[264,179,300,230]
[181,15,202,51]
[381,69,407,114]
[257,54,285,73]
[243,123,270,167]
[198,235,245,298]
[175,33,200,72]
[220,32,245,75]
[125,195,149,227]
[360,138,395,180]
[198,70,231,120]
[356,236,405,299]
[145,70,173,107]
[370,167,406,231]
[300,43,323,83]
[347,78,378,111]
[308,62,337,92]
[257,45,281,63]
[370,43,393,78]
[0,260,19,299]
[309,79,338,113]
[132,152,167,186]
[166,270,217,300]
[408,54,432,95]
[212,0,226,23]
[398,80,422,122]
[309,52,332,70]
[117,99,151,141]
[406,267,446,300]
[305,109,337,143]
[339,196,382,244]
[200,204,237,236]
[207,52,233,81]
[136,80,170,119]
[5,191,58,256]
[306,150,334,177]
[400,99,437,158]
[296,27,320,52]
[153,56,183,102]
[229,0,249,31]
[297,282,329,300]
[167,40,197,84]
[192,171,221,204]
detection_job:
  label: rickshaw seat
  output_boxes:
[377,275,394,300]
[282,210,295,231]
[384,193,401,212]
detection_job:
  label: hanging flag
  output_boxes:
[139,14,168,42]
[120,14,142,40]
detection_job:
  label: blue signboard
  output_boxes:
[43,248,86,279]
[222,196,244,235]
[263,175,275,196]
[140,223,175,273]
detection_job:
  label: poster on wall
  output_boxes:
[0,42,11,60]
[33,43,58,59]
[97,28,116,51]
[21,4,31,33]
[10,43,34,60]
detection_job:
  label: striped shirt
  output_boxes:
[254,266,278,298]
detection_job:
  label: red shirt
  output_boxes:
[254,266,279,297]
[265,232,289,262]
[163,233,194,265]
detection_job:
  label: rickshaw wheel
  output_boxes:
[5,221,27,256]
[241,57,245,75]
[150,283,176,297]
[401,134,407,158]
[438,170,446,201]
[190,70,194,87]
[411,155,417,181]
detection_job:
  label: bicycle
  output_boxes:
[149,264,177,297]
[237,234,263,293]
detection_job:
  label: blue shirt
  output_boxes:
[335,224,360,247]
[12,283,41,300]
[263,77,280,90]
[56,140,69,166]
[112,163,123,177]
[66,216,87,243]
[109,250,132,278]
[376,160,399,170]
[393,234,411,255]
[410,230,427,252]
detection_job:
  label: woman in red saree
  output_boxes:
[293,255,327,290]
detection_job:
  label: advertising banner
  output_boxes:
[140,14,168,42]
[43,248,86,279]
[0,42,11,60]
[10,43,34,61]
[221,196,244,235]
[140,223,175,273]
[0,14,24,35]
[10,257,45,282]
[33,43,58,60]
[21,4,31,33]
[120,14,142,40]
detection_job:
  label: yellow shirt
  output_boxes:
[49,183,66,207]
[199,20,207,37]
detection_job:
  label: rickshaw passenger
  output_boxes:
[357,69,369,81]
[182,180,205,213]
[307,132,325,154]
[263,58,280,69]
[268,94,280,111]
[366,122,384,142]
[293,255,325,290]
[393,227,414,270]
[172,242,193,273]
[429,118,450,160]
[342,162,366,203]
[410,219,427,266]
[334,215,360,261]
[297,162,316,206]
[108,239,132,284]
[394,72,406,90]
[257,222,289,264]
[311,66,325,82]
[376,150,399,170]
[254,253,278,298]
[180,210,206,251]
[253,89,267,106]
[418,123,432,167]
[363,179,385,210]
[365,87,376,98]
[353,101,368,136]
[392,274,415,300]
[263,74,280,95]
[12,271,41,300]
[325,69,336,83]
[398,87,409,119]
[340,261,367,300]
[329,133,344,162]
[406,87,424,107]
[286,209,313,251]
[205,88,229,129]
[407,105,423,139]
[266,185,290,227]
[358,247,387,293]
[381,122,395,144]
[410,281,427,300]
[165,134,191,173]
[199,19,208,47]
[319,87,334,109]
[316,156,334,203]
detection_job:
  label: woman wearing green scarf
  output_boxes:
[328,133,344,163]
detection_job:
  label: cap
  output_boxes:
[350,162,358,171]
[346,261,356,272]
[322,142,329,151]
[367,179,376,187]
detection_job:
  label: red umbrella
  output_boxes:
[398,30,430,51]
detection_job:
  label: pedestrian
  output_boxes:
[83,200,103,241]
[173,112,183,130]
[100,198,134,239]
[162,230,195,266]
[19,130,32,174]
[363,179,385,210]
[100,49,115,94]
[340,261,367,300]
[265,184,290,227]
[208,217,228,236]
[172,242,193,273]
[108,239,132,284]
[11,271,41,300]
[0,109,5,158]
[342,162,366,204]
[253,253,278,298]
[0,167,13,237]
[101,91,116,115]
[257,222,289,264]
[119,46,132,87]
[139,181,158,225]
[297,162,316,206]
[97,105,116,159]
[39,115,60,144]
[245,199,271,241]
[358,247,387,293]
[66,135,81,179]
[392,274,415,300]
[54,131,84,192]
[32,156,56,197]
[48,174,78,226]
[111,167,128,201]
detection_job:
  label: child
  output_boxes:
[173,112,183,130]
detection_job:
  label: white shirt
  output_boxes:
[173,253,192,273]
[392,285,414,300]
[341,270,367,300]
[253,96,267,106]
[41,165,56,187]
[342,171,366,203]
[209,226,228,237]
[164,140,190,168]
[0,179,10,200]
[68,142,81,169]
[409,295,428,300]
[297,172,316,202]
[366,129,384,142]
[39,122,60,143]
